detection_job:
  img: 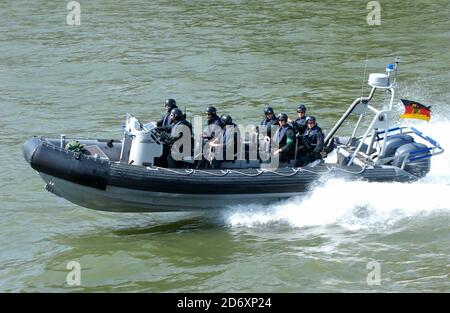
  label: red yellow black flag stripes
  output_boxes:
[400,99,431,121]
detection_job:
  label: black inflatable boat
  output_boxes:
[23,62,444,212]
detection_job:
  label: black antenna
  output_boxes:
[394,57,400,85]
[361,52,369,100]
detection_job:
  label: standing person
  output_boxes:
[260,106,278,139]
[156,98,178,127]
[272,113,295,165]
[298,116,324,165]
[293,104,307,135]
[258,106,278,161]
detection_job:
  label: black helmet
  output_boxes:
[221,114,233,125]
[277,113,288,122]
[170,108,183,121]
[297,104,307,113]
[264,106,274,115]
[306,116,316,123]
[165,99,177,110]
[206,106,217,115]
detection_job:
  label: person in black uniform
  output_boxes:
[257,106,278,160]
[203,106,224,139]
[272,113,296,165]
[156,98,178,127]
[260,106,278,139]
[201,106,224,167]
[209,114,240,168]
[292,104,307,135]
[156,108,193,168]
[219,114,240,162]
[298,116,324,166]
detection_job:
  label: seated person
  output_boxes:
[156,108,193,168]
[209,114,240,168]
[203,106,224,139]
[297,116,324,166]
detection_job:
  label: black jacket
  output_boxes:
[156,112,171,127]
[302,125,324,155]
[292,116,307,135]
[157,119,192,141]
[208,115,224,127]
[274,124,296,162]
[260,116,278,137]
[220,124,240,161]
[204,115,224,139]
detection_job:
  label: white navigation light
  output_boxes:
[368,73,389,88]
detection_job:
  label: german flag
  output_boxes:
[400,99,431,121]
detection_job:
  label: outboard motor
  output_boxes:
[381,134,414,158]
[392,142,431,177]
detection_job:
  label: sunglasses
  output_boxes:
[307,121,315,124]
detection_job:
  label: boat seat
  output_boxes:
[83,145,109,160]
[337,137,377,156]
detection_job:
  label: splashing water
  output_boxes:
[224,106,450,230]
[224,179,450,230]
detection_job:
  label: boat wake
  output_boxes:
[223,115,450,231]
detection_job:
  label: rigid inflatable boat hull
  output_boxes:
[25,137,417,213]
[40,174,301,212]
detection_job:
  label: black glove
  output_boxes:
[300,137,311,151]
